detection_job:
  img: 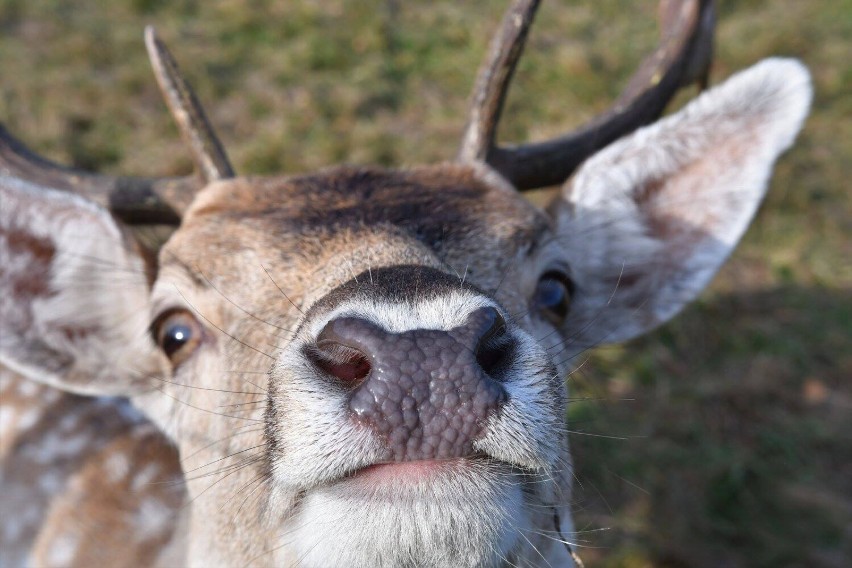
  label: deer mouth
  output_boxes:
[282,455,530,568]
[348,459,461,482]
[340,455,501,487]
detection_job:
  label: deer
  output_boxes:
[0,0,811,566]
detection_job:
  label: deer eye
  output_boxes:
[533,271,573,324]
[152,309,203,366]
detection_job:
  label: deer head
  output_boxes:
[0,1,811,566]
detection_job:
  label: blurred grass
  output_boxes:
[1,0,849,566]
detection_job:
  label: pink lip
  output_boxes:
[348,459,465,483]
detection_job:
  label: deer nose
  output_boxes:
[312,307,510,462]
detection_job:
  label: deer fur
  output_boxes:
[0,15,810,568]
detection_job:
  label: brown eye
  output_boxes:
[534,271,574,324]
[153,310,203,366]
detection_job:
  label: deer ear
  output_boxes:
[0,177,165,396]
[551,58,812,346]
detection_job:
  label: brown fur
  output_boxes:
[1,368,184,566]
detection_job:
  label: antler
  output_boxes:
[457,0,541,166]
[0,28,233,225]
[144,27,234,183]
[0,125,195,225]
[458,0,716,190]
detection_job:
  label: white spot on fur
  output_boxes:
[105,451,131,482]
[16,379,38,398]
[46,532,79,566]
[131,463,161,491]
[0,407,14,433]
[135,498,173,539]
[16,408,39,432]
[37,470,63,494]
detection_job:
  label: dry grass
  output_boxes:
[1,0,849,566]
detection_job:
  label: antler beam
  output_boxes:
[459,0,716,191]
[0,125,195,225]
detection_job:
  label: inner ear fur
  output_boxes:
[552,58,812,346]
[0,176,167,396]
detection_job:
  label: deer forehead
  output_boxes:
[182,165,547,254]
[160,164,551,310]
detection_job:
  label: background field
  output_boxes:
[1,0,849,566]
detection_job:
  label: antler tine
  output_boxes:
[144,26,235,183]
[457,0,541,164]
[1,28,234,226]
[461,0,716,191]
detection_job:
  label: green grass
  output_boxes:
[1,0,850,566]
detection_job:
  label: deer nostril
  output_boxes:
[474,309,512,378]
[308,341,372,385]
[311,317,386,386]
[476,340,510,377]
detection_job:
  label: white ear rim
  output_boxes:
[555,58,812,346]
[568,57,812,215]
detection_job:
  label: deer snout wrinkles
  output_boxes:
[314,307,510,462]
